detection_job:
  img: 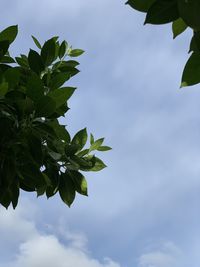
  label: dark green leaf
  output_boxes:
[48,151,62,160]
[16,97,34,115]
[37,185,46,197]
[145,0,179,25]
[0,191,11,209]
[48,120,71,142]
[26,73,44,102]
[48,87,76,108]
[72,128,87,150]
[27,133,43,165]
[0,82,8,97]
[189,32,200,53]
[11,179,20,209]
[178,0,200,31]
[69,171,88,196]
[52,60,80,70]
[90,134,94,145]
[32,35,42,49]
[52,102,69,117]
[55,66,79,79]
[59,41,68,59]
[0,158,16,209]
[63,60,80,67]
[18,163,46,189]
[126,0,156,12]
[28,49,45,74]
[15,55,29,68]
[65,144,80,156]
[0,41,9,60]
[33,120,57,139]
[41,38,56,66]
[59,172,76,207]
[35,95,56,117]
[181,52,200,87]
[0,25,18,44]
[1,56,16,63]
[49,72,71,90]
[4,67,20,88]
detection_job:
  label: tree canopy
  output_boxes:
[126,0,200,88]
[0,25,111,209]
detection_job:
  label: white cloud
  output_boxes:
[138,242,183,267]
[0,200,121,267]
[9,235,120,267]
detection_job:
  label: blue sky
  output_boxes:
[0,1,200,266]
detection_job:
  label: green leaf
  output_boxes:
[26,73,44,102]
[76,149,89,157]
[63,60,80,67]
[90,138,104,151]
[17,97,34,115]
[0,158,17,209]
[0,82,8,97]
[52,102,69,117]
[59,172,76,207]
[189,32,200,53]
[172,18,187,39]
[15,55,29,68]
[11,180,20,209]
[145,0,179,25]
[59,41,68,59]
[32,36,42,49]
[0,190,11,209]
[178,0,200,31]
[90,157,107,172]
[49,72,71,90]
[48,120,71,142]
[35,95,56,117]
[70,171,88,196]
[56,65,80,77]
[27,133,43,165]
[69,49,84,57]
[28,49,45,74]
[65,144,80,156]
[0,40,9,60]
[0,25,18,44]
[1,56,16,63]
[41,38,56,66]
[4,67,20,88]
[72,128,87,150]
[33,120,57,139]
[37,185,47,197]
[181,52,200,87]
[126,0,156,13]
[71,155,93,168]
[48,151,62,160]
[90,134,94,145]
[48,87,76,108]
[97,146,112,151]
[18,163,46,189]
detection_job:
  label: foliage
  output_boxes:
[0,25,111,209]
[126,0,200,88]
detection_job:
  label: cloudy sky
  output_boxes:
[1,1,200,266]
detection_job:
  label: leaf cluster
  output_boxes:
[0,25,111,209]
[126,0,200,88]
